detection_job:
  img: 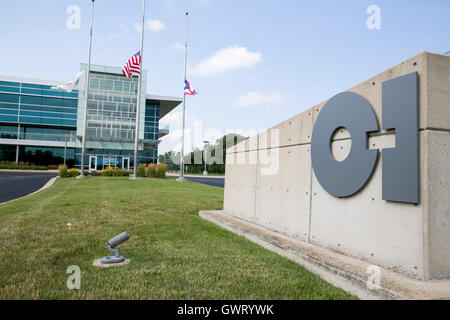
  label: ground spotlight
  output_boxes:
[100,232,130,264]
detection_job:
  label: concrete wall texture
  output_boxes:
[224,52,450,281]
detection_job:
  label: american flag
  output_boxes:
[122,51,141,78]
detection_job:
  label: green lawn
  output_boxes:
[0,177,355,299]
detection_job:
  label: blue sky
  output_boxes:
[0,0,449,154]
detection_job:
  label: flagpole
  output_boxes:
[132,0,146,179]
[79,0,95,178]
[177,12,189,182]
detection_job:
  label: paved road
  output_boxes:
[0,172,57,204]
[169,176,225,188]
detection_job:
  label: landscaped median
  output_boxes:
[0,177,355,299]
[57,163,168,178]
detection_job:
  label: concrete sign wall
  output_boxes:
[224,52,450,281]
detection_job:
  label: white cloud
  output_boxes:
[162,0,210,8]
[233,91,285,108]
[190,46,262,76]
[172,42,185,51]
[159,112,203,155]
[134,19,165,33]
[159,111,183,129]
[107,33,120,39]
[161,0,174,8]
[133,22,142,32]
[158,111,227,156]
[147,19,165,32]
[197,0,212,6]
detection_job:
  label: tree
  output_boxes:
[158,150,180,172]
[158,133,247,174]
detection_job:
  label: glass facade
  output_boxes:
[20,146,75,167]
[0,80,78,126]
[0,125,76,142]
[0,80,78,166]
[0,144,75,167]
[86,73,139,141]
[0,124,18,139]
[0,65,179,168]
[0,144,16,162]
[74,148,134,170]
[76,67,159,167]
[144,101,160,141]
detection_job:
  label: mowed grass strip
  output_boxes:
[0,177,356,299]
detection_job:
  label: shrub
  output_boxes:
[67,168,80,177]
[0,161,48,171]
[137,163,146,177]
[113,168,130,176]
[58,164,68,178]
[99,167,130,177]
[156,163,167,178]
[102,167,114,176]
[147,163,157,178]
[48,164,58,170]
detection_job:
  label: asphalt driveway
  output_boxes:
[185,176,224,188]
[168,176,225,188]
[0,172,57,204]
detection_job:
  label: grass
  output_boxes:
[0,177,356,300]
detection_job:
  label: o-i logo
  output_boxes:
[311,72,419,204]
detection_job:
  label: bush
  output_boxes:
[102,167,113,176]
[58,164,68,178]
[58,165,80,178]
[113,167,130,176]
[88,170,102,176]
[147,163,157,178]
[67,168,80,177]
[0,160,48,171]
[156,163,167,178]
[137,163,146,177]
[99,167,131,177]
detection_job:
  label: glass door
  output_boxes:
[122,157,130,170]
[89,155,97,171]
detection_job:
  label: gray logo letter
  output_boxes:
[311,92,379,197]
[381,72,419,204]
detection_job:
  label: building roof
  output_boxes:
[146,94,182,119]
[0,74,65,87]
